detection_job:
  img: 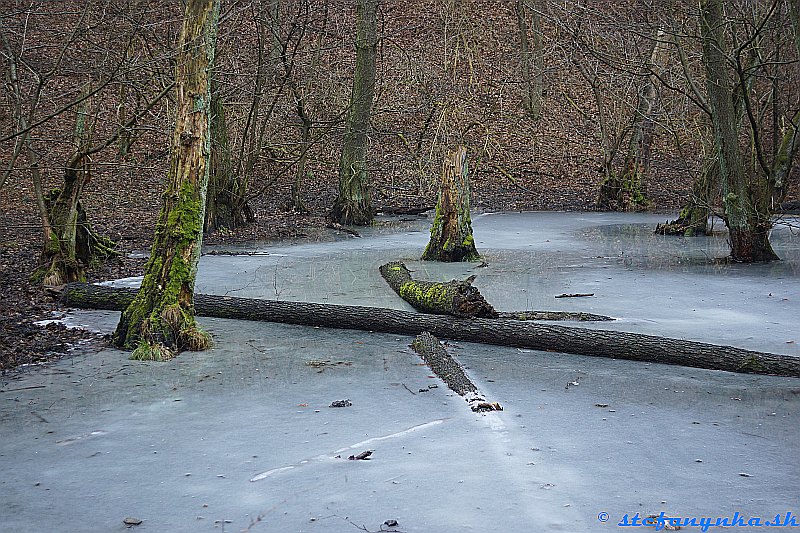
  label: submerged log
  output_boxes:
[63,282,800,378]
[412,332,501,412]
[379,261,498,318]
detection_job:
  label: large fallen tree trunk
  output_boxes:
[62,282,800,378]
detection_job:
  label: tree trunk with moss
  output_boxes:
[422,146,481,262]
[113,0,220,360]
[34,96,117,287]
[700,0,778,262]
[656,157,716,236]
[598,27,665,212]
[331,0,377,226]
[204,76,254,233]
[379,261,498,318]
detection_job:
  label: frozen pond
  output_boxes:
[1,212,799,532]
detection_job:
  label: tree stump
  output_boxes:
[421,146,480,262]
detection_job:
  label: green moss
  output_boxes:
[737,354,763,372]
[130,341,175,361]
[399,281,451,308]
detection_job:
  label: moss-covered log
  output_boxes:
[421,146,480,262]
[379,261,498,318]
[112,0,220,361]
[380,261,613,321]
[412,332,501,412]
[64,282,800,378]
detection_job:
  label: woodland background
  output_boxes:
[1,0,798,368]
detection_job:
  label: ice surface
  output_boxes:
[1,212,798,532]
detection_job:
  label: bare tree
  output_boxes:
[696,0,798,261]
[515,0,544,119]
[331,0,378,225]
[113,0,220,360]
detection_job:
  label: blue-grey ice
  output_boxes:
[1,212,798,532]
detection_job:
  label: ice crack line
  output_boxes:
[249,418,447,482]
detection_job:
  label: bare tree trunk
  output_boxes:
[598,27,666,211]
[204,76,254,233]
[289,97,312,213]
[113,0,220,360]
[331,0,378,226]
[700,0,778,262]
[514,0,543,119]
[421,146,481,262]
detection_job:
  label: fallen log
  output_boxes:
[62,282,800,378]
[380,261,613,322]
[412,332,502,412]
[495,311,613,322]
[379,261,498,318]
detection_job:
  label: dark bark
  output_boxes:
[205,76,254,233]
[412,332,501,412]
[331,0,378,226]
[379,261,498,318]
[421,146,480,262]
[699,0,779,262]
[64,282,800,378]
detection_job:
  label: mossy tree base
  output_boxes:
[597,170,649,212]
[422,146,481,262]
[35,175,118,287]
[655,205,710,237]
[113,0,219,360]
[379,261,498,318]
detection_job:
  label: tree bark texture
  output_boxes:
[112,0,220,360]
[205,76,254,233]
[421,146,481,262]
[699,0,778,262]
[37,96,117,287]
[379,261,498,318]
[514,0,543,119]
[331,0,378,226]
[412,332,502,412]
[64,282,800,378]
